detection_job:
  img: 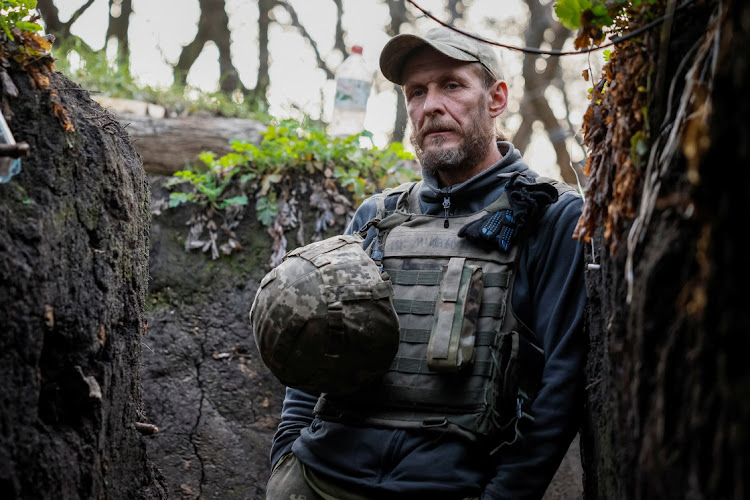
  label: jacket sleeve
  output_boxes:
[482,193,587,500]
[343,196,380,240]
[269,387,318,468]
[269,198,381,468]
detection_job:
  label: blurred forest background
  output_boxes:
[37,0,599,185]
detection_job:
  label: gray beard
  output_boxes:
[412,127,493,177]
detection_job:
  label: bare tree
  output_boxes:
[105,0,133,70]
[252,0,348,112]
[36,0,96,51]
[445,0,472,23]
[252,0,275,111]
[173,0,244,94]
[275,1,343,80]
[383,0,415,143]
[514,0,580,185]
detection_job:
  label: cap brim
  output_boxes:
[379,33,479,85]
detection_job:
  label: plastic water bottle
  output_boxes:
[329,45,373,138]
[0,113,21,184]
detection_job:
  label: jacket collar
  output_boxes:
[418,141,536,215]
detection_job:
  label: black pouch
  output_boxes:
[496,326,544,418]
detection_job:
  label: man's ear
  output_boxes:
[488,80,508,118]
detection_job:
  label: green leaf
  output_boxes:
[239,172,257,183]
[168,192,193,208]
[198,151,217,167]
[591,2,607,17]
[1,22,14,41]
[218,152,245,168]
[554,0,592,30]
[219,195,249,209]
[255,194,278,226]
[16,20,42,32]
[630,130,649,169]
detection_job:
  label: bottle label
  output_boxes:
[334,78,371,111]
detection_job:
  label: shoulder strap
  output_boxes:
[358,181,421,237]
[375,181,419,219]
[483,190,512,213]
[536,176,578,197]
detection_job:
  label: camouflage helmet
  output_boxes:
[250,234,399,396]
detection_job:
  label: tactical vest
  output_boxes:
[315,176,571,448]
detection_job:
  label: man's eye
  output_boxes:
[411,89,425,98]
[447,83,459,90]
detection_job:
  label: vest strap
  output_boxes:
[394,299,505,319]
[391,355,493,377]
[386,268,511,288]
[374,210,412,231]
[400,329,497,347]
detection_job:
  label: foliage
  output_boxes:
[51,39,271,121]
[167,118,416,215]
[1,0,40,39]
[0,0,51,57]
[555,0,657,48]
[163,118,417,259]
[566,0,664,253]
[0,1,72,131]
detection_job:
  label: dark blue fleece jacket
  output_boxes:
[269,142,587,500]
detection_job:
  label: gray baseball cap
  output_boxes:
[379,26,503,85]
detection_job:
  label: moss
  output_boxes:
[51,200,77,230]
[0,183,37,219]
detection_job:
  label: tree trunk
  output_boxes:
[580,0,749,498]
[0,57,165,497]
[173,0,244,93]
[384,0,412,143]
[36,0,96,52]
[106,0,133,66]
[517,0,578,184]
[113,113,266,175]
[253,0,276,110]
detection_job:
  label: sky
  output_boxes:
[52,0,603,180]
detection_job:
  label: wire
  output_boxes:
[405,0,695,57]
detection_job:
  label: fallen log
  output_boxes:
[112,113,266,175]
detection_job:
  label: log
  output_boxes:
[113,113,267,175]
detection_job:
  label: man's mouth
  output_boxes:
[419,124,457,145]
[426,130,450,138]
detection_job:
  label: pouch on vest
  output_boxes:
[495,327,544,419]
[426,257,484,372]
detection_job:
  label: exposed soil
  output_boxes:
[0,63,166,497]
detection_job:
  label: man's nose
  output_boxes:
[422,90,445,115]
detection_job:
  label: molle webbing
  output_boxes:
[318,206,523,438]
[393,298,504,320]
[316,179,552,443]
[386,268,512,288]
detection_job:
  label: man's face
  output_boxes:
[402,48,501,180]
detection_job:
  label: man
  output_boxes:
[265,26,586,500]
